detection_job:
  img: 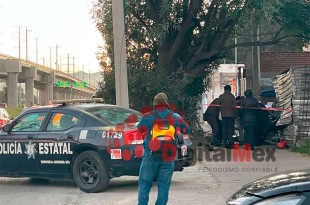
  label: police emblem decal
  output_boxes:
[24,141,37,159]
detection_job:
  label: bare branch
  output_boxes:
[168,0,203,62]
[197,2,219,53]
[272,26,285,41]
[224,35,298,50]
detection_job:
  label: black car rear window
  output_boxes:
[84,106,142,125]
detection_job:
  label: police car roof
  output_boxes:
[51,98,104,105]
[24,99,139,113]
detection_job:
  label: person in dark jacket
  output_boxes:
[239,89,260,150]
[203,98,222,147]
[218,85,237,148]
[255,102,271,145]
[236,96,245,145]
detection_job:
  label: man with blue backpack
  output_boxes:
[137,92,190,205]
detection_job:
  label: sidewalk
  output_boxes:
[148,146,310,205]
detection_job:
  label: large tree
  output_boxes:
[92,0,310,134]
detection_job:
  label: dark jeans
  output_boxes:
[236,118,244,144]
[207,118,222,146]
[222,117,235,146]
[138,156,175,205]
[243,123,255,148]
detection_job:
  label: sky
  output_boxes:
[0,0,103,73]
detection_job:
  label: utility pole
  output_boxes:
[18,27,21,59]
[18,26,21,106]
[36,38,38,63]
[55,44,59,70]
[73,56,75,77]
[59,55,62,72]
[235,38,238,64]
[41,57,45,66]
[82,64,85,81]
[67,53,70,74]
[25,27,31,61]
[252,24,261,99]
[112,0,129,107]
[89,69,90,85]
[63,54,74,76]
[49,47,52,69]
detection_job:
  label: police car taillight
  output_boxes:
[0,119,5,127]
[124,130,144,145]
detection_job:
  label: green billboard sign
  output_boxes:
[73,81,87,88]
[56,81,71,88]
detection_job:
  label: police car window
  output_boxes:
[46,113,79,131]
[12,112,47,132]
[86,107,142,125]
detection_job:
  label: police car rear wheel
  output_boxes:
[73,151,110,193]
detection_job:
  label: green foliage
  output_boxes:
[7,106,23,118]
[0,85,7,103]
[291,140,310,155]
[92,0,310,130]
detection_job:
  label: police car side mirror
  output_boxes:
[2,124,11,133]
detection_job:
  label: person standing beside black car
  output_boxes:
[239,89,260,150]
[219,85,237,148]
[203,98,222,147]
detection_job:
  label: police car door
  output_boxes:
[37,111,85,174]
[0,111,48,174]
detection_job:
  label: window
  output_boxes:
[85,107,141,125]
[46,113,79,131]
[12,112,47,132]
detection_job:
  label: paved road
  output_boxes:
[0,146,309,205]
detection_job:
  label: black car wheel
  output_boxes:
[73,151,110,193]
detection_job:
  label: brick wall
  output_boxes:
[261,52,310,72]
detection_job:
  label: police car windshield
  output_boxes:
[85,106,142,125]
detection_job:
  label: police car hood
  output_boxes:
[227,169,310,201]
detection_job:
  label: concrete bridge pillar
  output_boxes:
[25,67,37,107]
[2,59,22,108]
[39,84,48,105]
[62,92,66,100]
[25,77,34,107]
[65,90,70,100]
[48,71,55,103]
[53,89,58,101]
[39,72,55,105]
[7,72,18,108]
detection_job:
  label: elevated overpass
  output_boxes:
[0,53,97,107]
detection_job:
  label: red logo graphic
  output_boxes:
[105,104,188,162]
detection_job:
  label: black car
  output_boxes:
[226,169,310,205]
[0,100,193,193]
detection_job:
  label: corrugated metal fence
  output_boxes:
[292,67,310,140]
[272,67,310,143]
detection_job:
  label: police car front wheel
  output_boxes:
[73,151,110,193]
